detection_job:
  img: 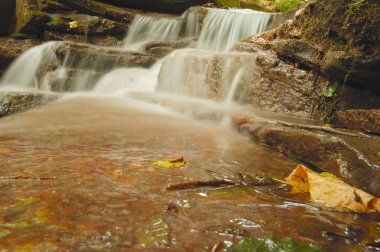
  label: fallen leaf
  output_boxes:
[285,164,380,213]
[153,157,186,168]
[69,21,78,29]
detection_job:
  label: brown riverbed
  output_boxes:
[0,96,378,251]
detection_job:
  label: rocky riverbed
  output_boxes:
[0,0,379,251]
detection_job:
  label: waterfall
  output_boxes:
[197,8,273,52]
[182,9,201,38]
[93,61,162,96]
[224,68,248,106]
[0,6,274,101]
[157,49,257,101]
[0,41,60,91]
[122,15,183,51]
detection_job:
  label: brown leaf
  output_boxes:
[286,164,380,213]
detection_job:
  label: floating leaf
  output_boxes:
[324,83,337,97]
[233,237,325,252]
[69,21,78,29]
[153,157,186,168]
[286,164,380,213]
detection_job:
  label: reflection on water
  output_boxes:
[0,97,378,251]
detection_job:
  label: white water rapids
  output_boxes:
[0,7,275,105]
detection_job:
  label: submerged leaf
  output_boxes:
[233,237,325,252]
[324,83,337,97]
[286,164,380,213]
[139,216,169,248]
[153,157,186,168]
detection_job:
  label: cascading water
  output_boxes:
[197,8,273,52]
[0,6,274,102]
[0,41,60,91]
[122,15,183,51]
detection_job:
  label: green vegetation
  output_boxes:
[274,0,305,12]
[216,0,306,12]
[233,237,325,252]
[215,0,241,8]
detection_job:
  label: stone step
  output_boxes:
[0,91,61,117]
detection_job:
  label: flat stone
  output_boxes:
[54,41,157,71]
[333,109,380,135]
[0,91,60,117]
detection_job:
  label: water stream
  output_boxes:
[0,6,378,252]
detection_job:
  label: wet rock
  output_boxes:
[235,0,380,117]
[43,31,122,46]
[54,42,157,71]
[14,0,135,41]
[95,0,209,14]
[159,49,332,118]
[0,91,60,117]
[39,0,72,12]
[14,0,53,36]
[332,109,380,135]
[45,13,128,37]
[0,38,42,76]
[55,0,138,23]
[252,50,331,118]
[144,38,194,57]
[0,0,14,36]
[239,119,380,197]
[271,39,321,71]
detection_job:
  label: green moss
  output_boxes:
[216,0,241,8]
[274,0,305,12]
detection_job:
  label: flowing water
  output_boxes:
[0,6,379,252]
[197,8,272,52]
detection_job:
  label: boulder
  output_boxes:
[55,0,138,23]
[238,119,380,197]
[13,0,136,41]
[0,38,42,76]
[332,109,380,135]
[235,0,380,119]
[15,0,51,36]
[0,0,14,36]
[45,13,128,37]
[0,91,60,117]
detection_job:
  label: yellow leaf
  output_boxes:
[153,157,186,168]
[320,172,340,180]
[286,164,380,213]
[69,21,78,29]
